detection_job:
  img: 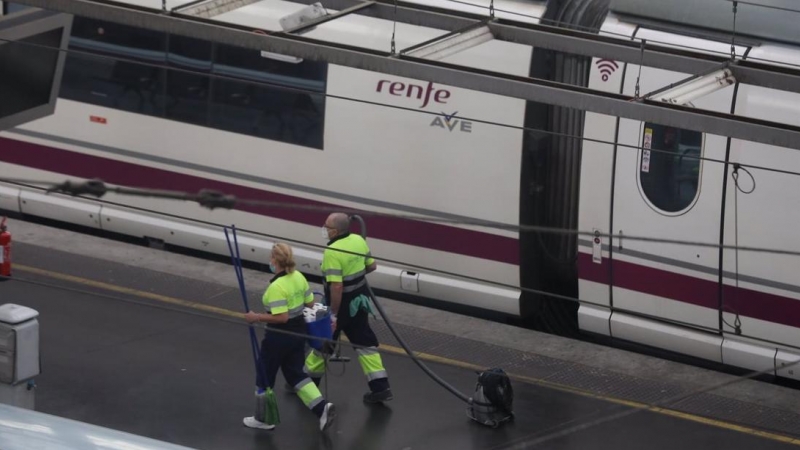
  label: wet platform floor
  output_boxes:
[2,276,798,450]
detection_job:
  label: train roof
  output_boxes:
[0,403,197,450]
[610,0,800,46]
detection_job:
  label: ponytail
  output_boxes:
[272,243,296,273]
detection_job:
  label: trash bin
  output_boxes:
[0,304,39,409]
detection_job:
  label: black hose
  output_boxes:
[349,215,473,405]
[351,214,367,238]
[365,281,472,404]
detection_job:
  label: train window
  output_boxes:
[58,20,326,149]
[165,35,211,126]
[639,123,703,213]
[60,17,166,116]
[209,43,326,149]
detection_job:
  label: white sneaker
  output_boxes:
[319,403,335,431]
[243,416,275,430]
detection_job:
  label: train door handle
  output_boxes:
[592,229,602,264]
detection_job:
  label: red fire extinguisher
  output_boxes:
[0,217,10,278]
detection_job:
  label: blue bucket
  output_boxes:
[307,314,333,351]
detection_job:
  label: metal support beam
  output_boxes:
[12,0,800,151]
[290,0,800,95]
[722,0,800,14]
[173,0,265,18]
[281,1,375,34]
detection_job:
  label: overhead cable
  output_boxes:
[2,177,800,259]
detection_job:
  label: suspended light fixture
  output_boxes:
[175,0,266,18]
[401,22,494,61]
[652,68,736,106]
[279,2,328,35]
[256,3,329,64]
[258,51,304,63]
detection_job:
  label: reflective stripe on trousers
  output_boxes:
[356,347,388,381]
[305,347,388,381]
[304,349,326,378]
[294,378,325,410]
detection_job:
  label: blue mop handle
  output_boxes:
[231,226,261,340]
[224,226,264,385]
[224,226,263,383]
[228,225,251,312]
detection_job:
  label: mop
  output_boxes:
[223,225,279,426]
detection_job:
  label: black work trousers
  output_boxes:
[258,326,307,389]
[335,306,379,348]
[334,307,390,393]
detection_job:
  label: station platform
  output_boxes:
[2,218,800,449]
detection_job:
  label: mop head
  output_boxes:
[255,388,280,426]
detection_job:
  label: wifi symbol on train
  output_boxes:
[596,59,619,82]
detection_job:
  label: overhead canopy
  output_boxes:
[0,8,71,131]
[611,0,800,46]
[12,0,800,151]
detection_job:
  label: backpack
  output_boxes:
[466,368,514,428]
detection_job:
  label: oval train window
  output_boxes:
[639,123,703,213]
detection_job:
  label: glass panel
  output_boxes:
[0,29,60,118]
[210,43,326,149]
[58,21,327,149]
[60,17,166,116]
[165,35,211,126]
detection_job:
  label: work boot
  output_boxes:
[363,389,393,403]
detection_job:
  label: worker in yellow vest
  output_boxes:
[305,213,393,403]
[244,243,335,431]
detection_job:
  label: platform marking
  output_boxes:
[12,263,800,446]
[15,265,243,319]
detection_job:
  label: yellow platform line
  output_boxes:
[16,264,243,319]
[12,263,800,446]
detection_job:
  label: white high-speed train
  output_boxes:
[2,0,800,380]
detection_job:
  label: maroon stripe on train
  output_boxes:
[722,284,800,331]
[0,136,520,264]
[578,253,800,329]
[613,256,718,310]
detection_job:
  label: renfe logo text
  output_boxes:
[376,80,451,108]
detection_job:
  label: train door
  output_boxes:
[722,45,800,376]
[610,28,743,361]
